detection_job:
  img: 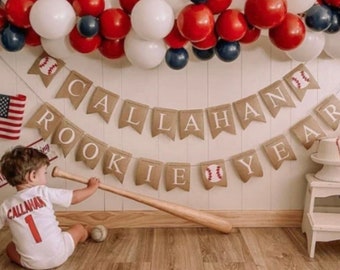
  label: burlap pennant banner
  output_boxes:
[119,99,149,134]
[233,94,266,130]
[206,104,236,138]
[23,64,340,186]
[151,107,177,140]
[55,70,93,109]
[290,115,326,149]
[28,52,65,87]
[179,109,204,140]
[103,147,132,183]
[231,149,263,183]
[27,62,323,143]
[263,135,296,170]
[87,86,119,123]
[283,64,320,101]
[259,80,295,118]
[314,94,340,131]
[75,134,107,169]
[135,158,163,190]
[200,159,227,190]
[165,162,191,191]
[25,103,63,139]
[51,118,84,157]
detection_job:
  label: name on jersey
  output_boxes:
[7,196,46,219]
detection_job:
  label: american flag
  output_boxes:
[0,94,26,140]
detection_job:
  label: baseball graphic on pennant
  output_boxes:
[291,69,310,89]
[39,56,59,76]
[205,164,223,183]
[28,52,65,87]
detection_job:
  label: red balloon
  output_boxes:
[164,21,188,49]
[98,38,125,59]
[239,24,261,44]
[177,4,215,42]
[205,0,232,14]
[5,0,36,28]
[269,13,305,51]
[72,0,105,16]
[216,9,248,41]
[0,8,7,32]
[191,31,217,49]
[25,27,41,46]
[99,8,131,40]
[69,26,102,53]
[324,0,340,7]
[119,0,139,14]
[244,0,287,29]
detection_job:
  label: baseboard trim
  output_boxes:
[56,210,302,229]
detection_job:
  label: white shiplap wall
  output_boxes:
[1,1,339,213]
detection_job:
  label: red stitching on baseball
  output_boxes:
[207,167,212,180]
[216,165,222,179]
[300,70,310,82]
[48,63,57,75]
[39,56,49,68]
[291,77,301,89]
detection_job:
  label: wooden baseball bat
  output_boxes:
[51,166,232,234]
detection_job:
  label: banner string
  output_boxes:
[0,54,46,104]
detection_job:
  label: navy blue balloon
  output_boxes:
[165,48,189,70]
[192,47,215,61]
[191,0,207,4]
[1,24,25,52]
[305,5,332,32]
[325,8,340,33]
[214,40,240,62]
[77,15,99,38]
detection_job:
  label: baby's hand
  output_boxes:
[87,177,100,189]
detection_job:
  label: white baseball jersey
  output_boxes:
[0,185,74,269]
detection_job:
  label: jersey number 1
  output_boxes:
[25,214,42,243]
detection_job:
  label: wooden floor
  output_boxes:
[0,226,340,270]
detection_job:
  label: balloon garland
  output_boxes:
[1,0,340,70]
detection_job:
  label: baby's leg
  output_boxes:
[66,224,90,245]
[6,242,22,267]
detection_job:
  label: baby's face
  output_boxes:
[32,165,48,186]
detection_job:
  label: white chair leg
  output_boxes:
[306,231,316,258]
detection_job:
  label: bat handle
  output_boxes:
[52,166,87,184]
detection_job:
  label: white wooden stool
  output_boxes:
[302,174,340,258]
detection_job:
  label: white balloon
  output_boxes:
[286,30,325,62]
[124,30,167,69]
[324,32,340,59]
[41,36,75,59]
[29,0,76,40]
[286,0,315,14]
[131,0,174,41]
